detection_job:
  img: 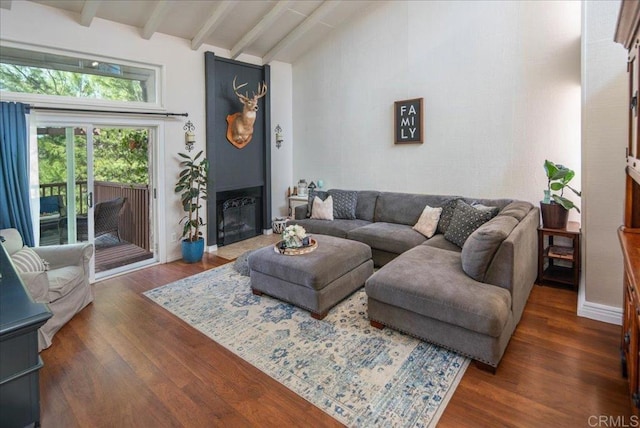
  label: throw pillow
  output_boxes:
[444,200,494,247]
[472,203,500,218]
[11,247,47,273]
[413,205,443,238]
[328,189,358,219]
[311,195,334,220]
[461,216,519,282]
[307,190,328,218]
[436,198,460,235]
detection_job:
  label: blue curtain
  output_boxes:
[0,102,34,246]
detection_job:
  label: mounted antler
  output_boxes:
[226,76,268,149]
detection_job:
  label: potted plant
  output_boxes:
[541,159,581,229]
[175,150,209,262]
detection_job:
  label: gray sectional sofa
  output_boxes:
[290,190,539,370]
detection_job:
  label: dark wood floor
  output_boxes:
[39,254,633,427]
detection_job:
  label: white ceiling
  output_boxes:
[19,0,374,63]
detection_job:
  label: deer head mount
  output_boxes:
[226,76,267,149]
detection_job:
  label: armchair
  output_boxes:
[0,228,94,351]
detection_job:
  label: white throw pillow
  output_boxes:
[311,195,334,220]
[11,247,47,273]
[413,205,443,238]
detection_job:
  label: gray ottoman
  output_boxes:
[248,234,373,319]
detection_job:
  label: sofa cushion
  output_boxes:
[374,193,448,225]
[47,265,86,303]
[311,196,334,220]
[413,205,442,238]
[11,247,47,273]
[365,245,511,337]
[444,200,494,247]
[328,189,358,220]
[461,216,519,282]
[347,222,427,255]
[289,219,372,239]
[421,234,462,252]
[355,191,380,222]
[436,198,460,234]
[497,201,533,221]
[307,190,328,217]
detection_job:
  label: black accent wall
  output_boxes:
[204,53,271,246]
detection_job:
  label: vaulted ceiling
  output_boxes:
[9,0,374,63]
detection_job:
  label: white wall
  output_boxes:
[0,1,292,260]
[580,1,627,316]
[293,1,581,210]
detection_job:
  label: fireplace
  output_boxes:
[216,187,263,246]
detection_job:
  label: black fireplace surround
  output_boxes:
[216,186,263,246]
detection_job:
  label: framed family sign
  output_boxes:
[394,98,423,144]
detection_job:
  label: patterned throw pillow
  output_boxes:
[436,198,460,235]
[328,189,358,220]
[311,196,334,220]
[472,203,500,218]
[11,247,47,273]
[307,190,328,218]
[444,200,494,247]
[413,205,443,238]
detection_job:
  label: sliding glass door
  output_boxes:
[34,117,159,280]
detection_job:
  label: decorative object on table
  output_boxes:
[274,237,318,255]
[183,120,196,152]
[281,224,308,248]
[394,98,424,144]
[317,179,324,189]
[274,124,283,149]
[226,76,267,149]
[174,150,209,263]
[540,160,581,229]
[271,217,288,234]
[307,181,316,193]
[297,179,308,197]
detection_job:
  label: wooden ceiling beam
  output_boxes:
[230,0,292,59]
[191,0,237,51]
[80,0,101,27]
[263,0,338,64]
[142,0,171,40]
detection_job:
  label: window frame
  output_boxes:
[0,40,165,111]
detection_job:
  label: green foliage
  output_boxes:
[0,64,144,101]
[175,151,208,242]
[544,160,581,213]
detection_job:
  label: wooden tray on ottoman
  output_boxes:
[274,238,317,256]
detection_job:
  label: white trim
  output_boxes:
[577,284,623,325]
[206,244,218,253]
[0,39,165,110]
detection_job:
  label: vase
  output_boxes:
[543,190,551,204]
[182,238,205,263]
[540,202,569,229]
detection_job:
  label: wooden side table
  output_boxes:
[537,221,581,291]
[288,195,308,217]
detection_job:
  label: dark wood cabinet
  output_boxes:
[616,0,640,415]
[537,221,581,291]
[0,243,51,428]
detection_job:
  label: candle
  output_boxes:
[186,131,195,143]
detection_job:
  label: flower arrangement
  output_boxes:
[282,224,308,248]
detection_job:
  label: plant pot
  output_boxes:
[540,202,569,229]
[181,238,205,263]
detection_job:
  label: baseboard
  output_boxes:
[263,229,273,235]
[206,244,218,253]
[577,285,623,325]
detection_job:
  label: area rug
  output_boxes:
[144,264,469,427]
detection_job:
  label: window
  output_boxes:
[0,44,161,107]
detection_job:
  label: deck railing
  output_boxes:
[39,181,150,251]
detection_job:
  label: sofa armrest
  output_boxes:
[34,243,94,270]
[19,271,50,303]
[484,207,539,320]
[295,204,308,220]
